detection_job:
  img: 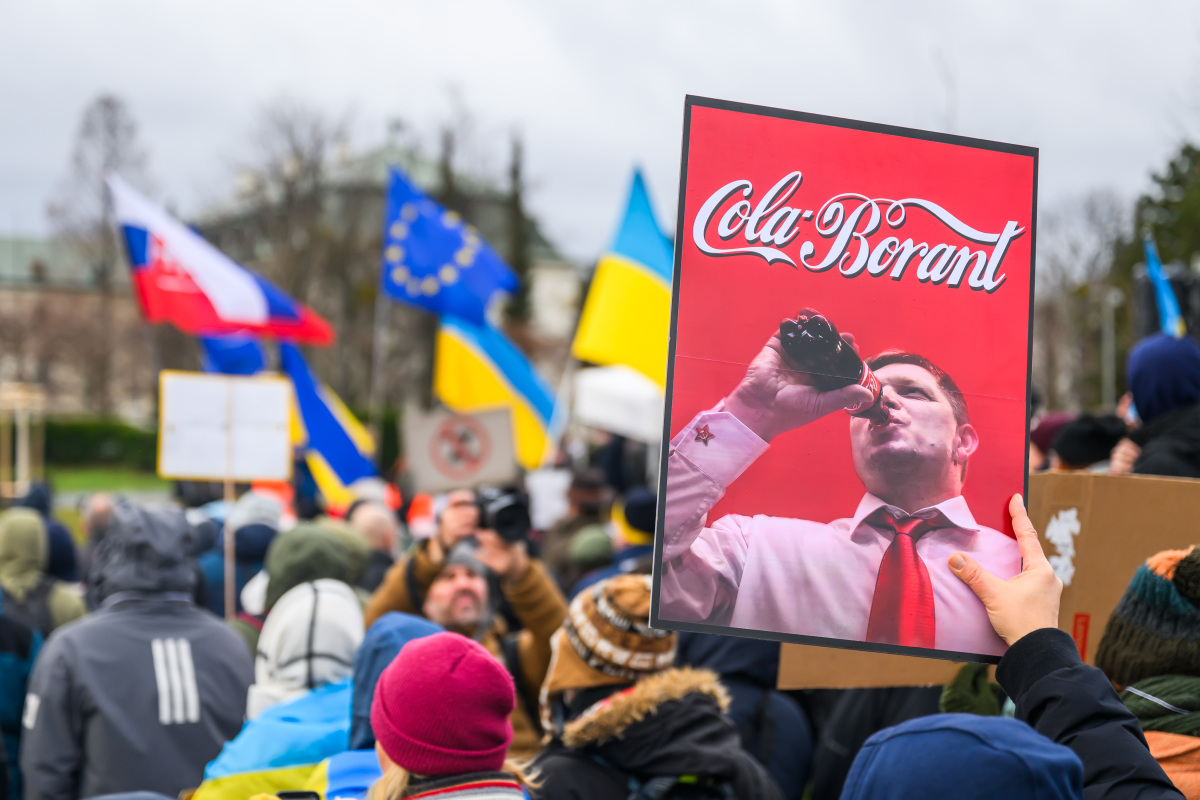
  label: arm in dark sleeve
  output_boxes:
[996,628,1183,800]
[20,636,83,800]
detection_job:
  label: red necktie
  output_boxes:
[865,510,945,648]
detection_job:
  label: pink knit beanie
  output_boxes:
[371,632,515,776]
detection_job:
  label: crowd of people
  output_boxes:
[0,331,1197,799]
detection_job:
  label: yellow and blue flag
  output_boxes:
[1144,234,1186,338]
[380,167,517,324]
[571,169,674,388]
[434,315,554,471]
[279,344,378,509]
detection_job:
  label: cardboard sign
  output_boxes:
[404,407,517,494]
[158,371,293,482]
[777,471,1200,688]
[651,96,1039,663]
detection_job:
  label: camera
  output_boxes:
[476,486,531,543]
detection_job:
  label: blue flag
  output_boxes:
[200,335,266,376]
[380,167,517,323]
[1144,234,1186,338]
[280,344,378,507]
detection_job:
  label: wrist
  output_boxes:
[504,550,531,585]
[725,390,776,442]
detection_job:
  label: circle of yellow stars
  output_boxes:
[385,201,484,298]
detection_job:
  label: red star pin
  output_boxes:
[695,424,714,445]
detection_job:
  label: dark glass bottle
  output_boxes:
[778,308,887,423]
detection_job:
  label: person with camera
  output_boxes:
[364,486,567,760]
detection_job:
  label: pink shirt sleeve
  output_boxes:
[660,408,769,624]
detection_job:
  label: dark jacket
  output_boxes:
[676,633,811,800]
[0,610,39,800]
[996,627,1183,800]
[810,686,943,799]
[1131,404,1200,478]
[196,522,276,617]
[359,548,394,594]
[533,667,784,800]
[21,502,254,800]
[18,483,79,582]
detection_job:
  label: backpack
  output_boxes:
[0,577,55,637]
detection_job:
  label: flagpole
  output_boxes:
[367,285,389,466]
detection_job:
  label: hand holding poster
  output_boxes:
[651,97,1038,663]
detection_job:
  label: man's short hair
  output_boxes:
[866,351,970,426]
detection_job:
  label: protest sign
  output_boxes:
[158,371,292,482]
[652,96,1038,664]
[403,406,517,494]
[158,370,293,620]
[776,471,1200,688]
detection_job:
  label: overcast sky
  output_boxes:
[2,0,1198,261]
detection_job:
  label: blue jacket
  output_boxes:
[0,608,40,800]
[350,613,442,749]
[197,523,276,617]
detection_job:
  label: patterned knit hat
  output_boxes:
[539,575,676,730]
[1095,546,1200,688]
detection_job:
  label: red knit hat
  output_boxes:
[371,632,515,776]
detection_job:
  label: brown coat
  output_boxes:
[365,541,568,760]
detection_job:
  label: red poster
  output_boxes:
[651,97,1037,663]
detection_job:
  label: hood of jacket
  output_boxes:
[349,611,443,749]
[558,667,749,780]
[263,524,356,610]
[248,579,364,720]
[16,482,52,518]
[839,714,1082,800]
[0,508,47,600]
[231,523,277,563]
[87,500,197,603]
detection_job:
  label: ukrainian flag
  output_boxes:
[279,344,378,509]
[434,315,554,471]
[1144,234,1187,338]
[571,169,674,388]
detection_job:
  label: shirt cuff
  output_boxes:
[673,409,769,487]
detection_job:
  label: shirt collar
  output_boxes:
[849,493,980,534]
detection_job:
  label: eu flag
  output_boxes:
[380,167,517,323]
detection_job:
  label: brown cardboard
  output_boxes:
[778,472,1200,689]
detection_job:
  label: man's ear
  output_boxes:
[955,423,980,462]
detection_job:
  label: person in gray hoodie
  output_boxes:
[20,499,254,800]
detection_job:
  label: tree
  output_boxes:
[1032,191,1129,410]
[504,135,533,325]
[46,94,150,415]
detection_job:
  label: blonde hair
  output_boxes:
[374,760,540,799]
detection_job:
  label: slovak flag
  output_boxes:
[107,174,334,346]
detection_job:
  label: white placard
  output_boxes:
[525,468,572,530]
[158,371,293,481]
[574,365,664,443]
[403,406,517,494]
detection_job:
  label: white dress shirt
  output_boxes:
[660,407,1021,657]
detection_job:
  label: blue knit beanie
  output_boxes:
[1128,333,1200,423]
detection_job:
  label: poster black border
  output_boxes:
[649,94,1039,668]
